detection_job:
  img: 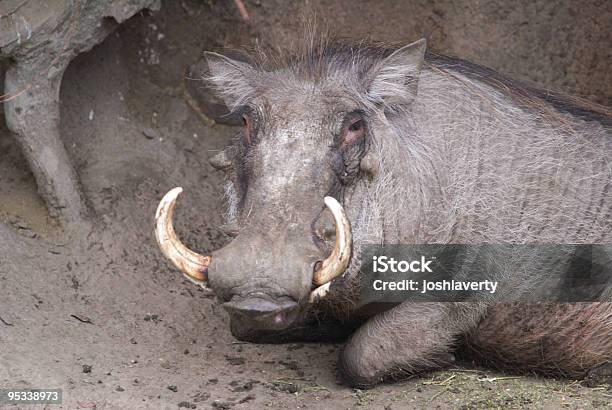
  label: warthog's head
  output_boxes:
[155,38,426,340]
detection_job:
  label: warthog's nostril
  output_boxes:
[273,311,287,326]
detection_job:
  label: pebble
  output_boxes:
[142,128,159,140]
[211,400,233,409]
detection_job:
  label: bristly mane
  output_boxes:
[227,37,611,126]
[425,52,612,127]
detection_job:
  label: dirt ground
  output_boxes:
[0,1,611,409]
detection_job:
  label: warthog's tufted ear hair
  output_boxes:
[367,38,426,109]
[203,51,256,110]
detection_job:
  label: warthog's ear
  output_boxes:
[367,38,426,108]
[203,51,255,109]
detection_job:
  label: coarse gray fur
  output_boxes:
[203,36,612,387]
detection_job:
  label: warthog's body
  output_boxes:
[158,38,611,387]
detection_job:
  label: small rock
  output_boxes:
[238,394,255,404]
[144,314,160,322]
[211,400,233,409]
[19,228,37,238]
[142,127,159,140]
[225,356,245,365]
[230,381,254,392]
[115,386,124,392]
[272,381,300,394]
[193,392,210,402]
[82,364,92,373]
[168,385,178,392]
[177,401,196,409]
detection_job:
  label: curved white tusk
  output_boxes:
[312,196,352,286]
[309,282,331,303]
[155,187,211,285]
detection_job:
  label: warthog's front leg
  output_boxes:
[338,302,485,388]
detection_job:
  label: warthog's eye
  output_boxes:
[242,114,252,145]
[340,114,366,149]
[333,112,367,184]
[349,119,363,132]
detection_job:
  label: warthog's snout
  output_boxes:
[154,188,353,316]
[223,296,300,329]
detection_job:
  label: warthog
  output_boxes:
[155,37,611,387]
